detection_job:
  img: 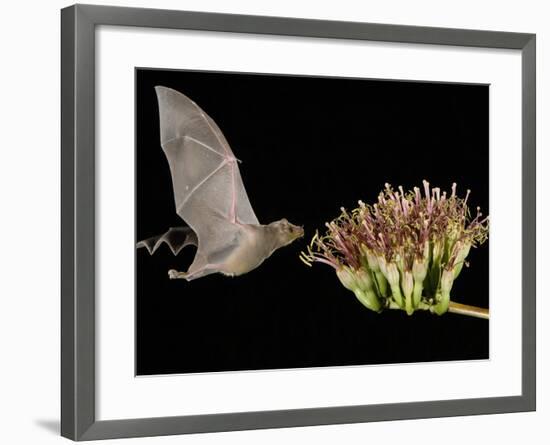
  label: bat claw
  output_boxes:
[168,269,187,280]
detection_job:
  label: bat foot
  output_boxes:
[168,269,188,280]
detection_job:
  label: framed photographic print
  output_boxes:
[61,4,536,441]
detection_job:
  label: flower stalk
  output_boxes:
[300,181,489,318]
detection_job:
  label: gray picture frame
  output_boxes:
[61,3,536,441]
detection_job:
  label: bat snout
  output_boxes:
[288,223,304,240]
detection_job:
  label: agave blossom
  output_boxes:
[300,181,489,317]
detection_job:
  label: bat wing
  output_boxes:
[155,86,259,278]
[137,227,197,255]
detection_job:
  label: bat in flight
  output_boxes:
[137,86,303,281]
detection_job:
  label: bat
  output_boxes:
[137,86,304,281]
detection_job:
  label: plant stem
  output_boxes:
[447,301,489,319]
[387,299,489,319]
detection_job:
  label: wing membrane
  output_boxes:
[154,86,259,276]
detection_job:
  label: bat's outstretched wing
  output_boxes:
[137,227,197,255]
[154,86,259,278]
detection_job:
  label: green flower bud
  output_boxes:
[440,268,454,294]
[354,268,374,292]
[336,266,357,291]
[365,248,380,272]
[412,257,428,283]
[401,270,414,315]
[378,257,404,308]
[337,266,382,312]
[429,239,444,294]
[457,240,471,263]
[380,259,400,287]
[432,239,444,263]
[353,288,382,312]
[433,268,454,315]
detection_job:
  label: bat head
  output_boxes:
[269,218,304,247]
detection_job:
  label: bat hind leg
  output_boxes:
[167,269,188,280]
[167,264,218,281]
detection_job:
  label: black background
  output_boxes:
[136,68,489,375]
